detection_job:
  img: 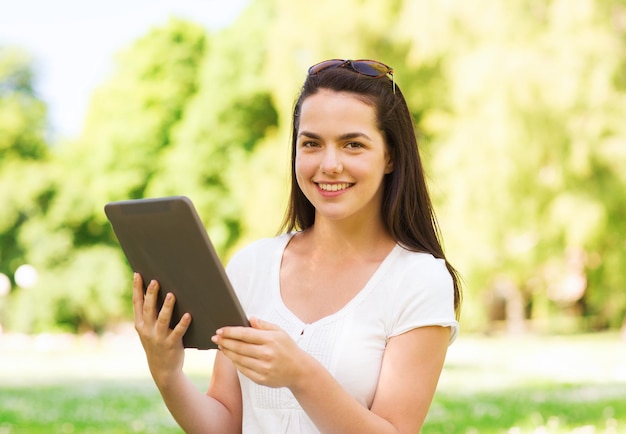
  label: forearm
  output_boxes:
[133,276,241,432]
[290,357,400,434]
[155,371,240,434]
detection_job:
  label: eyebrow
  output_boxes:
[298,131,373,141]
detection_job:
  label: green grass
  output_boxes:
[0,380,180,433]
[424,332,626,433]
[1,331,625,433]
[425,383,625,433]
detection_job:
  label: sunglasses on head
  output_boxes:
[308,59,395,93]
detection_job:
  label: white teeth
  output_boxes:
[318,183,352,192]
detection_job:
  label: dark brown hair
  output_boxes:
[280,66,461,318]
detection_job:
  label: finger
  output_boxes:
[170,312,192,342]
[156,292,176,333]
[220,345,273,385]
[217,317,280,346]
[142,279,160,321]
[219,342,259,368]
[132,273,145,325]
[234,363,268,386]
[218,325,267,346]
[217,331,275,364]
[249,316,280,331]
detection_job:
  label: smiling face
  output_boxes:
[295,89,393,227]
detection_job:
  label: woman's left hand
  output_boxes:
[211,317,308,389]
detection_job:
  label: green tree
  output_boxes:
[5,14,279,333]
[3,0,625,334]
[0,47,51,286]
[4,19,209,332]
[393,0,626,330]
[145,4,279,250]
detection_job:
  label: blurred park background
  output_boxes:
[1,0,626,432]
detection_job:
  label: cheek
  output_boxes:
[295,152,316,179]
[294,155,310,190]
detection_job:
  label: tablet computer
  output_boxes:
[104,196,249,349]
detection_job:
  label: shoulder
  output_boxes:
[394,247,452,288]
[226,233,292,274]
[225,234,291,303]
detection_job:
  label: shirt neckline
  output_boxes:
[271,232,402,329]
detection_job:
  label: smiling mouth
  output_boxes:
[317,183,354,192]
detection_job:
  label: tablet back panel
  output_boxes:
[105,196,248,349]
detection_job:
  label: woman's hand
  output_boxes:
[211,317,309,389]
[132,273,192,385]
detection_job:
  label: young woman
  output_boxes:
[134,59,461,433]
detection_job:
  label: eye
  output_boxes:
[300,140,320,148]
[345,142,364,149]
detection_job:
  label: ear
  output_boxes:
[384,154,394,174]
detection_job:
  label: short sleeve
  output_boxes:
[389,255,459,345]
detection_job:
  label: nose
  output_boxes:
[320,147,343,174]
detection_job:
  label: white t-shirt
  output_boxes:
[225,233,459,434]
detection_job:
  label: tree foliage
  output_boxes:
[0,0,624,333]
[0,47,51,282]
[404,0,626,330]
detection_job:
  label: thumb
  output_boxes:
[249,316,278,331]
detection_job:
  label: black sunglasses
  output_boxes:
[308,59,395,93]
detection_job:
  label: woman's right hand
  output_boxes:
[132,273,192,386]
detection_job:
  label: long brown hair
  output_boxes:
[280,65,462,318]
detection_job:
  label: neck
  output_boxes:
[303,215,395,261]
